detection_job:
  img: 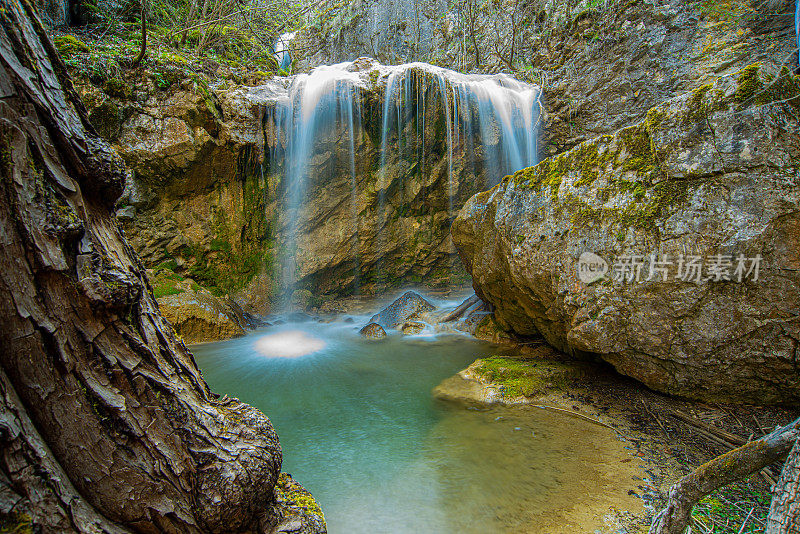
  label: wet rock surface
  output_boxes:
[368,290,436,329]
[359,322,387,339]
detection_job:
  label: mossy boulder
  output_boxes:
[453,65,800,405]
[433,349,592,405]
[157,289,246,343]
[53,35,89,56]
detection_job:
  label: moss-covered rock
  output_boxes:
[157,288,246,344]
[264,473,326,534]
[433,346,594,405]
[453,65,800,405]
[53,35,89,56]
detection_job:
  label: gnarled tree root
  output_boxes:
[649,417,800,534]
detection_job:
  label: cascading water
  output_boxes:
[267,60,541,305]
[374,63,541,286]
[267,63,363,308]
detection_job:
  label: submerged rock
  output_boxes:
[359,322,386,339]
[400,321,426,335]
[453,66,800,405]
[158,289,246,343]
[369,290,436,329]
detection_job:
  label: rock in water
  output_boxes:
[359,322,387,339]
[400,321,426,335]
[369,291,436,329]
[453,67,800,405]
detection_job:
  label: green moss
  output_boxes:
[645,107,665,130]
[155,258,179,271]
[275,473,325,519]
[617,178,690,230]
[514,153,567,200]
[736,65,800,110]
[573,139,614,187]
[150,267,187,298]
[687,83,713,123]
[0,511,33,533]
[734,64,763,105]
[617,124,656,175]
[473,356,578,397]
[53,35,90,56]
[158,51,189,66]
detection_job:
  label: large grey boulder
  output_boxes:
[453,65,800,405]
[369,290,436,329]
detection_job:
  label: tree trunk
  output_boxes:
[650,418,800,534]
[766,437,800,533]
[131,0,147,68]
[0,1,298,532]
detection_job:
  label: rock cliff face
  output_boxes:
[81,76,283,302]
[453,65,800,405]
[294,0,795,155]
[77,61,519,310]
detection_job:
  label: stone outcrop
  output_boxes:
[433,349,591,405]
[82,76,285,305]
[453,65,800,405]
[529,0,796,156]
[368,290,436,329]
[157,289,247,344]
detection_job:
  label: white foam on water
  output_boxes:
[254,330,327,358]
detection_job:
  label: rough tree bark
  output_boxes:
[649,418,800,534]
[766,437,800,533]
[0,1,322,532]
[131,0,147,68]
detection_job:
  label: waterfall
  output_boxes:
[374,63,541,287]
[378,63,539,188]
[267,61,541,304]
[795,0,799,70]
[268,63,363,308]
